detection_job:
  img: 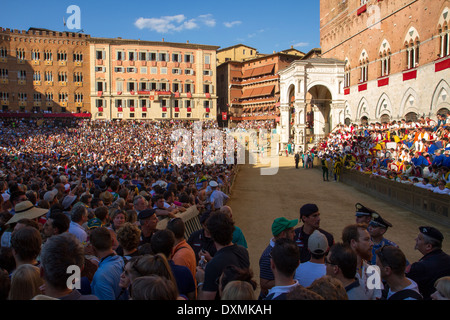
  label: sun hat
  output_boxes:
[6,201,48,225]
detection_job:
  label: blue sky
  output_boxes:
[1,0,320,54]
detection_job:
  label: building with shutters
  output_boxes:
[0,27,91,118]
[89,37,219,120]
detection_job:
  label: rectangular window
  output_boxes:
[57,51,67,61]
[44,51,53,61]
[172,83,180,92]
[45,71,53,82]
[45,93,53,101]
[160,82,168,91]
[31,50,40,60]
[440,28,450,57]
[139,82,147,91]
[127,67,136,73]
[18,70,27,80]
[149,52,157,61]
[116,81,123,92]
[116,99,123,108]
[150,67,157,74]
[114,67,124,73]
[204,55,211,65]
[128,51,135,61]
[73,72,83,82]
[172,53,181,62]
[33,93,42,102]
[159,53,167,61]
[33,71,41,81]
[58,93,68,102]
[139,52,147,61]
[74,93,84,102]
[96,50,105,60]
[58,72,68,82]
[185,83,193,93]
[116,51,124,61]
[16,48,25,60]
[73,52,83,62]
[0,69,8,78]
[0,47,7,58]
[160,67,167,74]
[184,53,194,63]
[150,82,157,90]
[140,67,147,74]
[127,82,135,92]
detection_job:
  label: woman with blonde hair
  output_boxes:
[8,264,43,300]
[221,280,256,300]
[431,276,450,300]
[130,275,178,300]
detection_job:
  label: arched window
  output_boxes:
[344,58,351,87]
[404,27,420,69]
[359,50,368,83]
[438,8,449,58]
[379,40,391,77]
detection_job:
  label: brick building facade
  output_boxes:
[320,0,450,124]
[0,27,91,116]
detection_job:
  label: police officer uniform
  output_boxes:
[406,226,450,300]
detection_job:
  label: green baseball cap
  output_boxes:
[272,217,298,236]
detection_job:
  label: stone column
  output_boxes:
[279,103,290,151]
[330,102,345,131]
[294,101,307,152]
[313,105,325,137]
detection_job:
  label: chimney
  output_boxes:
[186,40,189,44]
[162,38,164,42]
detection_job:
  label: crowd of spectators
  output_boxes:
[316,113,450,194]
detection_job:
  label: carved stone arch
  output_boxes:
[438,7,449,29]
[399,87,421,118]
[404,26,420,46]
[359,49,369,64]
[357,97,370,121]
[378,39,391,57]
[431,79,450,116]
[375,93,393,119]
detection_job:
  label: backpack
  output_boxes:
[388,289,423,300]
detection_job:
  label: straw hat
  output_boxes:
[6,201,48,225]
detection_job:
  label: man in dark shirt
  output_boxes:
[406,226,450,300]
[187,211,217,263]
[195,211,250,300]
[137,209,158,246]
[294,203,334,263]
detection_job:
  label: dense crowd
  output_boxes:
[315,113,450,194]
[0,116,449,302]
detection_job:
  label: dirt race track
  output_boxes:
[227,154,450,293]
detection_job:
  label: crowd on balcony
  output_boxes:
[316,113,450,194]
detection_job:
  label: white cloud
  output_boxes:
[292,42,309,47]
[135,14,215,33]
[199,14,216,27]
[224,21,242,28]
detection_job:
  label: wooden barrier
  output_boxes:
[156,164,241,239]
[157,205,202,240]
[339,169,450,227]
